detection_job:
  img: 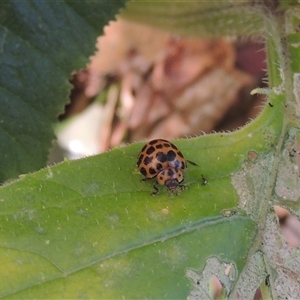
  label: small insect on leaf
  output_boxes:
[137,139,190,195]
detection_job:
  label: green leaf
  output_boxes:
[0,0,127,182]
[0,89,285,297]
[121,0,265,38]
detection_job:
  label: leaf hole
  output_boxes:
[247,150,258,161]
[209,275,223,299]
[274,205,300,247]
[253,287,263,300]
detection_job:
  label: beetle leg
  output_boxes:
[151,182,159,196]
[141,177,151,182]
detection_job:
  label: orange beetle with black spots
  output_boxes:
[137,139,189,195]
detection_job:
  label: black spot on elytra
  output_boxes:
[140,167,147,176]
[167,168,175,176]
[177,151,184,158]
[137,154,144,166]
[140,144,147,153]
[156,163,163,171]
[156,151,167,163]
[149,167,157,175]
[146,146,155,155]
[149,139,159,145]
[155,144,165,149]
[163,143,171,148]
[170,143,178,150]
[167,150,176,161]
[143,156,153,165]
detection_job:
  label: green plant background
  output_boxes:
[0,1,127,182]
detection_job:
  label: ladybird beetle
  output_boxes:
[137,139,189,195]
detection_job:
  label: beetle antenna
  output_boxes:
[187,160,198,166]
